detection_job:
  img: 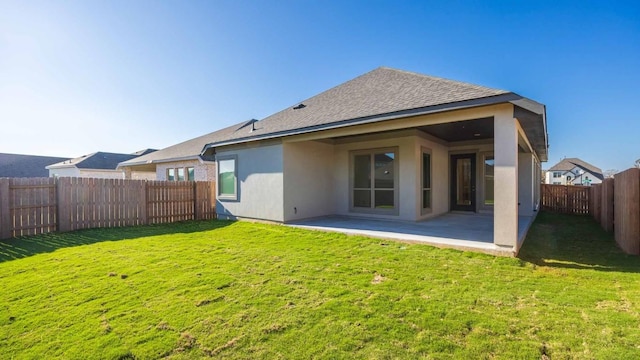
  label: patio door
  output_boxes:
[450,154,476,212]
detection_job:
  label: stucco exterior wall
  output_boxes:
[155,159,216,181]
[216,143,284,222]
[282,141,334,222]
[332,132,419,221]
[416,135,450,219]
[518,152,535,216]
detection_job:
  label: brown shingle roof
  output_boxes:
[119,119,258,167]
[204,67,511,147]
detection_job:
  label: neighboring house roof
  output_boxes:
[131,148,158,156]
[548,158,604,180]
[47,152,149,170]
[201,67,548,160]
[0,153,70,178]
[118,119,258,168]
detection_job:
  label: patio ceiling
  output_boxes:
[417,117,494,142]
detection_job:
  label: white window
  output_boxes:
[218,156,238,200]
[553,172,562,178]
[351,148,398,214]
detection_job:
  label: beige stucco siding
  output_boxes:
[155,159,216,181]
[416,135,450,218]
[216,143,284,222]
[332,132,419,221]
[282,141,334,222]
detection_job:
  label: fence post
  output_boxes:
[139,180,148,225]
[194,182,200,220]
[0,178,11,239]
[56,177,70,232]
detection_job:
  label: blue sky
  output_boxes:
[1,0,638,171]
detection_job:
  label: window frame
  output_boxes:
[167,168,175,181]
[482,153,495,207]
[349,147,399,216]
[186,167,195,181]
[421,147,432,214]
[217,155,238,201]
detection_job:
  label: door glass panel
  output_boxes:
[456,158,472,206]
[374,153,394,189]
[422,153,431,209]
[423,189,431,209]
[353,190,371,208]
[374,190,394,208]
[354,155,371,188]
[484,157,494,205]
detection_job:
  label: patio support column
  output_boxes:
[494,109,518,248]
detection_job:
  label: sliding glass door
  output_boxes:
[351,148,398,214]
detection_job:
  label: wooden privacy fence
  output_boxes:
[0,177,216,240]
[612,169,639,255]
[543,169,640,256]
[590,178,614,232]
[540,184,591,215]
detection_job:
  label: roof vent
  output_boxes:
[293,103,306,110]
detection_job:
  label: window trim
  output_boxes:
[349,147,399,216]
[421,147,432,215]
[217,155,238,201]
[186,167,195,181]
[167,168,175,181]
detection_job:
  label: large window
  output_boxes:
[422,150,431,211]
[484,155,494,206]
[351,148,397,213]
[218,156,237,200]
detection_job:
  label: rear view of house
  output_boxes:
[201,67,549,255]
[545,158,603,186]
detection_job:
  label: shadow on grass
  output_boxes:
[519,211,640,273]
[0,220,233,263]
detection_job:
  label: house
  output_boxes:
[199,67,548,254]
[544,158,603,186]
[116,125,251,181]
[0,153,70,178]
[46,150,157,179]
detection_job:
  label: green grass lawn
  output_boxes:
[1,212,639,359]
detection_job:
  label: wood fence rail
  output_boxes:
[0,177,216,240]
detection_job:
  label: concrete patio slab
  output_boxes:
[288,213,535,256]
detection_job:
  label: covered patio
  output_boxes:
[289,213,535,256]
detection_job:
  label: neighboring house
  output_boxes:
[0,153,70,178]
[199,67,548,254]
[116,124,254,181]
[47,150,157,179]
[544,158,603,186]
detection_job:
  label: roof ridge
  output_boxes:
[377,66,508,93]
